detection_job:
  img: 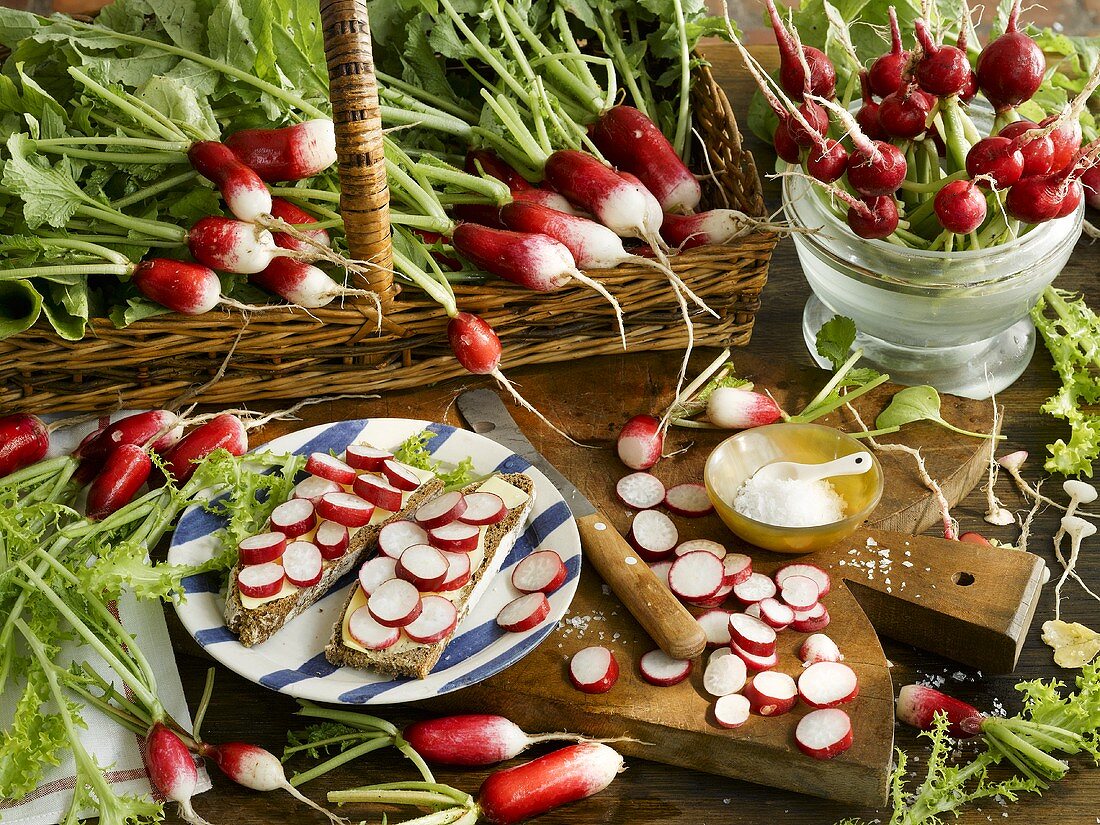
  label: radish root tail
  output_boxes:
[282,782,353,825]
[489,368,593,448]
[177,801,216,825]
[571,271,627,348]
[659,280,695,435]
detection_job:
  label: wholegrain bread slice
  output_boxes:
[324,472,536,678]
[224,478,445,647]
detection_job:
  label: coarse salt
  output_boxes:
[732,475,846,527]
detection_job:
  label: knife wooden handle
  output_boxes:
[577,511,707,660]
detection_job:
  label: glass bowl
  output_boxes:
[704,423,884,554]
[781,171,1083,399]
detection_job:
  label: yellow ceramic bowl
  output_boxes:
[703,423,884,554]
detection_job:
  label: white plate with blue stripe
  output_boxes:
[167,418,580,704]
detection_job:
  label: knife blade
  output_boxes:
[457,388,707,660]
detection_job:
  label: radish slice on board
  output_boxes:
[729,613,778,657]
[796,709,853,759]
[293,475,340,504]
[731,640,779,671]
[314,520,350,560]
[639,649,693,686]
[396,544,449,592]
[353,474,404,512]
[269,498,316,538]
[675,539,726,559]
[358,556,398,596]
[745,671,799,716]
[458,492,507,525]
[709,646,735,666]
[616,472,666,510]
[378,520,429,559]
[776,563,831,597]
[345,444,392,471]
[569,646,619,693]
[800,634,843,665]
[415,491,467,529]
[744,602,763,620]
[697,609,733,646]
[792,604,831,633]
[682,581,734,609]
[780,575,821,610]
[382,460,422,491]
[305,452,356,485]
[438,551,472,592]
[404,595,460,644]
[367,578,423,627]
[317,492,375,528]
[650,560,673,588]
[799,662,860,708]
[703,650,747,696]
[497,592,550,632]
[714,693,751,728]
[282,541,323,587]
[758,598,795,630]
[237,563,286,599]
[427,521,481,553]
[348,606,401,650]
[722,554,753,586]
[668,551,725,601]
[733,572,777,605]
[237,532,286,566]
[511,550,567,594]
[663,483,714,517]
[629,510,679,560]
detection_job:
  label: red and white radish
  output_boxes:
[348,606,400,650]
[368,578,423,627]
[791,603,831,633]
[378,520,429,559]
[722,554,752,587]
[382,460,422,492]
[685,581,735,610]
[568,646,619,693]
[706,386,784,430]
[188,140,272,221]
[282,541,323,588]
[314,520,350,560]
[729,613,777,657]
[730,640,779,672]
[404,595,459,644]
[895,684,983,737]
[663,483,713,517]
[396,544,449,591]
[800,633,843,665]
[269,497,316,538]
[702,649,747,696]
[186,217,282,275]
[427,521,481,554]
[744,671,798,716]
[758,598,795,630]
[649,560,673,589]
[224,120,337,182]
[466,150,535,191]
[358,556,398,597]
[733,572,777,605]
[615,472,666,510]
[162,413,247,483]
[776,563,831,597]
[306,452,356,485]
[352,474,404,512]
[237,532,287,567]
[496,592,550,632]
[317,492,375,528]
[132,259,223,315]
[237,563,286,599]
[714,693,752,729]
[402,714,601,766]
[638,649,693,687]
[668,551,725,602]
[86,444,153,520]
[268,197,331,252]
[145,723,207,825]
[779,575,820,610]
[0,413,48,479]
[459,492,508,525]
[629,509,679,561]
[77,409,182,463]
[659,209,768,250]
[675,539,726,559]
[798,661,859,708]
[415,491,468,529]
[438,551,472,591]
[344,444,392,471]
[616,415,664,471]
[512,550,567,594]
[795,708,853,759]
[294,475,341,504]
[697,609,734,646]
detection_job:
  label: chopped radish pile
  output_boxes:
[663,483,714,517]
[438,551,472,592]
[497,592,550,632]
[345,444,392,471]
[776,563,831,597]
[368,578,423,627]
[415,491,467,528]
[722,553,752,586]
[714,693,751,728]
[282,541,323,587]
[314,521,350,560]
[458,492,507,525]
[616,472,666,510]
[427,521,481,553]
[349,606,400,650]
[780,575,820,610]
[317,492,375,528]
[896,684,983,737]
[629,509,679,560]
[397,544,450,591]
[293,475,340,504]
[353,475,404,512]
[745,671,798,716]
[269,498,316,538]
[404,595,460,644]
[378,520,429,559]
[358,556,398,596]
[703,650,747,696]
[798,662,860,708]
[237,563,286,599]
[731,640,778,672]
[800,634,843,666]
[668,551,725,601]
[305,452,356,485]
[569,646,619,693]
[675,539,726,558]
[382,460,422,491]
[639,649,693,687]
[238,532,286,566]
[796,708,853,760]
[511,550,567,594]
[758,598,795,630]
[697,609,733,646]
[729,613,777,657]
[733,572,776,605]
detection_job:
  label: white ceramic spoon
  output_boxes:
[750,451,874,484]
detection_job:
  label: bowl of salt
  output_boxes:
[704,423,884,554]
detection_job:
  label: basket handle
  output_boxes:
[320,0,397,307]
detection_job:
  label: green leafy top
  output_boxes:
[394,431,477,490]
[876,386,1002,441]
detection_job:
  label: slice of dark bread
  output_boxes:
[324,472,535,679]
[224,478,445,647]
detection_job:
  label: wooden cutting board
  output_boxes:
[418,353,1046,808]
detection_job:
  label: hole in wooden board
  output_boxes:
[953,571,975,587]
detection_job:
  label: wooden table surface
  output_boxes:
[163,44,1100,824]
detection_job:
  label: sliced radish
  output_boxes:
[744,602,762,620]
[353,474,404,512]
[282,541,323,587]
[729,613,777,657]
[796,708,853,759]
[348,606,400,650]
[675,539,726,559]
[793,602,827,621]
[722,553,752,586]
[745,671,798,716]
[569,646,619,693]
[438,551,472,592]
[317,492,376,528]
[358,556,398,596]
[415,491,467,529]
[709,646,734,666]
[237,532,286,566]
[428,521,481,553]
[458,492,507,525]
[639,649,693,687]
[792,604,831,633]
[733,572,776,605]
[404,595,459,644]
[378,520,429,559]
[800,634,843,665]
[269,498,316,538]
[345,444,393,471]
[682,581,734,609]
[758,598,795,630]
[314,520,350,560]
[237,563,285,598]
[511,550,567,594]
[780,575,821,610]
[293,475,340,504]
[714,694,751,728]
[616,472,666,510]
[798,662,859,708]
[697,609,733,646]
[703,650,747,696]
[496,592,550,632]
[650,560,673,588]
[629,510,678,561]
[396,544,449,591]
[668,551,724,601]
[382,460,422,491]
[663,483,714,517]
[367,578,422,627]
[776,563,831,597]
[731,640,778,671]
[305,452,356,485]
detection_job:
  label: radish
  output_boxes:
[791,603,831,633]
[856,73,887,143]
[697,609,734,646]
[877,86,932,140]
[282,541,323,588]
[773,118,802,164]
[345,444,393,471]
[512,188,579,214]
[663,483,714,517]
[358,556,398,596]
[1083,165,1100,210]
[269,498,316,538]
[86,444,153,520]
[306,453,356,485]
[798,661,859,707]
[368,578,423,627]
[511,550,567,594]
[714,694,751,728]
[162,413,247,483]
[269,198,331,252]
[758,598,795,630]
[779,575,821,610]
[317,492,375,528]
[934,179,987,234]
[186,217,282,275]
[569,646,619,693]
[251,259,369,308]
[438,552,472,591]
[744,602,762,619]
[745,671,798,716]
[729,613,777,657]
[466,149,535,191]
[629,510,679,561]
[405,595,460,644]
[0,414,49,479]
[353,474,404,512]
[428,521,481,553]
[685,581,735,610]
[77,409,182,465]
[702,649,747,696]
[396,544,450,591]
[998,120,1055,178]
[188,140,272,221]
[1006,172,1079,223]
[145,723,210,825]
[958,530,991,545]
[314,521,350,560]
[459,492,507,525]
[867,7,909,98]
[1042,114,1085,175]
[786,99,830,148]
[382,460,422,492]
[378,520,430,559]
[800,633,843,665]
[668,551,724,601]
[496,592,550,632]
[616,415,663,470]
[776,563,831,596]
[415,491,468,529]
[294,475,341,504]
[722,554,752,586]
[348,606,400,649]
[476,742,623,824]
[795,708,853,759]
[966,137,1025,189]
[237,563,286,599]
[912,20,970,97]
[238,533,287,567]
[847,195,900,240]
[402,715,605,766]
[975,0,1045,111]
[706,386,783,430]
[764,0,837,100]
[638,649,693,686]
[807,138,849,184]
[817,99,907,197]
[675,539,726,559]
[730,640,779,671]
[896,684,984,737]
[733,572,777,605]
[224,119,337,182]
[649,560,673,589]
[132,259,227,315]
[616,472,666,510]
[659,209,773,250]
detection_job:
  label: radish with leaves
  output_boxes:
[764,0,836,100]
[224,119,337,182]
[188,141,272,222]
[145,723,210,825]
[867,7,909,98]
[912,20,971,98]
[976,0,1045,112]
[132,259,256,316]
[402,715,614,766]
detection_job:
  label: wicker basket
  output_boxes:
[0,0,776,414]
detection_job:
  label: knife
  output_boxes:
[456,388,708,660]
